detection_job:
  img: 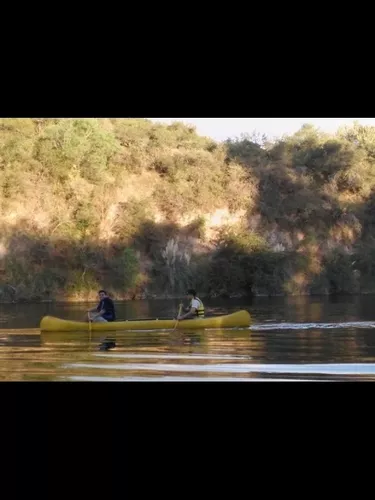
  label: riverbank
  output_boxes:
[1,119,375,300]
[1,290,375,305]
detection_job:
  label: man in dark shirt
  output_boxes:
[87,290,116,322]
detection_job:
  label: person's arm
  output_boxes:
[91,308,105,320]
[178,306,197,320]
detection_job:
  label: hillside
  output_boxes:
[0,118,374,301]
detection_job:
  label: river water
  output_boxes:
[1,295,375,381]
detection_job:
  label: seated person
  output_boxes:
[177,289,205,320]
[87,290,116,322]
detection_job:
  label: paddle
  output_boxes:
[88,312,92,349]
[172,303,183,331]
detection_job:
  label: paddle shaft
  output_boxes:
[88,312,92,346]
[172,303,183,331]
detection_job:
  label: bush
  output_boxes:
[112,248,141,290]
[35,119,121,183]
[2,118,375,300]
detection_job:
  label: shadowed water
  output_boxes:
[1,295,375,381]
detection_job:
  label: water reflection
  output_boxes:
[1,295,375,380]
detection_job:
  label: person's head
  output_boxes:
[187,288,196,300]
[98,290,108,300]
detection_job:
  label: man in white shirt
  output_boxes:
[177,289,205,320]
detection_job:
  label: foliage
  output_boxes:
[1,118,375,300]
[112,248,141,290]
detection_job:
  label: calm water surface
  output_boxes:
[2,295,375,381]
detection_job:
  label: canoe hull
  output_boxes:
[39,310,251,332]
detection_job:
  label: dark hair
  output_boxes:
[187,288,196,296]
[98,290,107,295]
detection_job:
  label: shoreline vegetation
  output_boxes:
[1,118,375,303]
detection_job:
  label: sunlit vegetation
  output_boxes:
[0,118,375,301]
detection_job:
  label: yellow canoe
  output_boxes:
[39,310,251,332]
